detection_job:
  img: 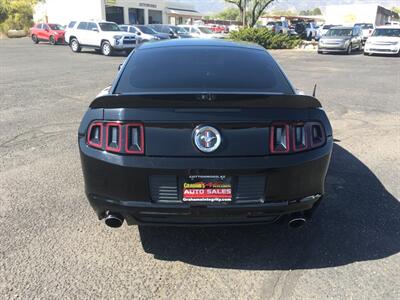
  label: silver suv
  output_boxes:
[65,21,138,56]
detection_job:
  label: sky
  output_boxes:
[178,0,400,15]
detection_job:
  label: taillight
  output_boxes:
[125,123,144,154]
[86,121,144,155]
[87,122,103,149]
[270,123,290,153]
[270,122,325,154]
[105,122,122,153]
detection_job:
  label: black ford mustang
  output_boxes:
[79,39,333,228]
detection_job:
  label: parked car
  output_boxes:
[266,21,276,31]
[65,21,138,56]
[129,25,169,41]
[149,24,191,39]
[30,23,65,45]
[272,21,289,34]
[316,24,342,41]
[364,26,400,56]
[295,22,318,40]
[178,25,220,38]
[354,23,375,44]
[318,26,363,54]
[78,39,333,229]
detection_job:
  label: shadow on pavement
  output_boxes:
[138,144,400,270]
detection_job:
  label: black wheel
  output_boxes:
[70,38,81,53]
[49,35,56,45]
[31,34,39,44]
[318,50,323,54]
[346,43,352,55]
[101,41,113,56]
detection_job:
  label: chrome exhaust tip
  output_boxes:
[104,212,124,228]
[288,213,307,229]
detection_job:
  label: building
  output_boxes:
[34,0,203,26]
[323,4,399,26]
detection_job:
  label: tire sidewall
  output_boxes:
[347,44,352,55]
[70,38,80,52]
[49,35,55,45]
[101,41,112,56]
[32,35,38,44]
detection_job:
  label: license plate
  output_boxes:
[183,175,232,202]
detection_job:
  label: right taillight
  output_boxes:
[270,122,325,154]
[125,123,144,154]
[86,121,144,155]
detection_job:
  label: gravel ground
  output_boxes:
[1,38,399,299]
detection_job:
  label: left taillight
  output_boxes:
[87,122,103,149]
[86,121,144,155]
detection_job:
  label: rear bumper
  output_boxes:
[80,138,332,225]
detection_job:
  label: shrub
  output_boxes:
[0,0,35,33]
[229,27,302,49]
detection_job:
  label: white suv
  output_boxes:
[65,20,138,56]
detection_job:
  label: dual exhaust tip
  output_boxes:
[103,211,307,229]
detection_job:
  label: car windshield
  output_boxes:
[49,24,63,30]
[372,28,400,37]
[171,26,187,34]
[267,22,275,25]
[116,47,294,94]
[198,27,213,34]
[99,22,120,32]
[136,25,157,34]
[325,28,352,36]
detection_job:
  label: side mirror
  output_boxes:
[169,31,175,38]
[136,31,141,36]
[118,64,122,71]
[92,28,99,32]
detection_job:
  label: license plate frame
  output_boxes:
[182,175,232,203]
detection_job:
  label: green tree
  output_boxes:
[226,0,275,27]
[392,7,400,14]
[0,0,41,33]
[300,8,322,16]
[214,7,241,21]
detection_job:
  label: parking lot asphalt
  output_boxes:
[1,38,399,299]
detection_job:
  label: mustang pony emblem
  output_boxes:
[193,125,221,153]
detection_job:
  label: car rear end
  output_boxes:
[79,41,333,226]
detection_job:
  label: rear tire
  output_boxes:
[101,41,113,56]
[317,50,323,54]
[70,38,81,53]
[31,34,39,44]
[49,35,56,45]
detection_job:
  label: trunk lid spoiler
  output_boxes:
[90,93,322,109]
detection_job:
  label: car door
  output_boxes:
[86,22,100,47]
[76,22,89,44]
[34,23,43,39]
[42,24,51,40]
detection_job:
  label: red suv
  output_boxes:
[30,23,65,45]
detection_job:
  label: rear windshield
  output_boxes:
[115,47,294,94]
